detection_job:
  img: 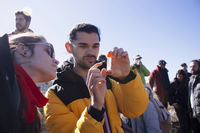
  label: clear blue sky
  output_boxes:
[0,0,199,82]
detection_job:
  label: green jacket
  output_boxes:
[130,65,150,84]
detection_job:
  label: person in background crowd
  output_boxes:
[126,85,161,133]
[98,54,107,63]
[181,63,192,82]
[44,23,148,133]
[0,33,59,133]
[130,54,150,84]
[168,69,188,133]
[97,54,107,71]
[8,10,33,37]
[149,60,170,108]
[180,63,192,133]
[188,60,200,133]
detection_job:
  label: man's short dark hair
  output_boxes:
[15,10,31,22]
[191,60,200,68]
[181,63,187,67]
[68,23,101,42]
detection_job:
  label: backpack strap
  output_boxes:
[140,114,147,133]
[126,118,132,128]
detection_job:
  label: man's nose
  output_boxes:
[86,47,94,55]
[16,20,20,23]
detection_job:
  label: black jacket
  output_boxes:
[0,34,20,132]
[168,81,188,110]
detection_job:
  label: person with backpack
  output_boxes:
[126,85,172,133]
[0,33,59,133]
[168,69,189,133]
[126,86,162,133]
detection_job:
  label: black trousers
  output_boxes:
[175,108,188,133]
[190,116,200,133]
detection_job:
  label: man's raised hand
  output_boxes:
[86,62,107,110]
[107,47,130,80]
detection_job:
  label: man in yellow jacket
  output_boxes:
[44,23,148,133]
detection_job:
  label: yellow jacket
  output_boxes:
[44,64,148,133]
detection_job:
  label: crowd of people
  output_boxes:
[128,53,200,133]
[0,10,200,133]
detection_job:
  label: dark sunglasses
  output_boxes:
[27,42,55,58]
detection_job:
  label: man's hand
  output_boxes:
[107,47,130,80]
[86,62,107,110]
[138,61,143,66]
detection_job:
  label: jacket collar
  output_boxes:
[54,61,85,85]
[156,65,168,72]
[190,73,200,80]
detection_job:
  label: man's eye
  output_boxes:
[80,45,86,48]
[93,45,99,48]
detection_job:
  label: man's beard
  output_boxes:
[192,68,200,75]
[16,23,28,32]
[76,55,96,69]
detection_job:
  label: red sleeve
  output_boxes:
[148,70,155,90]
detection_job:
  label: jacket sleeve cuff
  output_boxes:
[115,71,136,84]
[88,104,105,122]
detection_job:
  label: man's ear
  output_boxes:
[16,43,28,56]
[65,42,72,53]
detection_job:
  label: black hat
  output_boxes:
[159,60,167,65]
[181,63,187,67]
[98,54,107,62]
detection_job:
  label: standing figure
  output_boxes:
[127,86,162,133]
[8,10,33,37]
[44,23,148,133]
[149,60,170,108]
[168,69,188,133]
[0,33,59,133]
[130,54,150,84]
[181,63,192,82]
[188,60,200,133]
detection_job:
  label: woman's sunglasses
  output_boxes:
[27,42,55,58]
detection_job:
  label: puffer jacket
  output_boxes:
[168,81,188,110]
[149,66,169,93]
[44,61,149,133]
[188,74,200,117]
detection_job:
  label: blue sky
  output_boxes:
[0,0,199,82]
